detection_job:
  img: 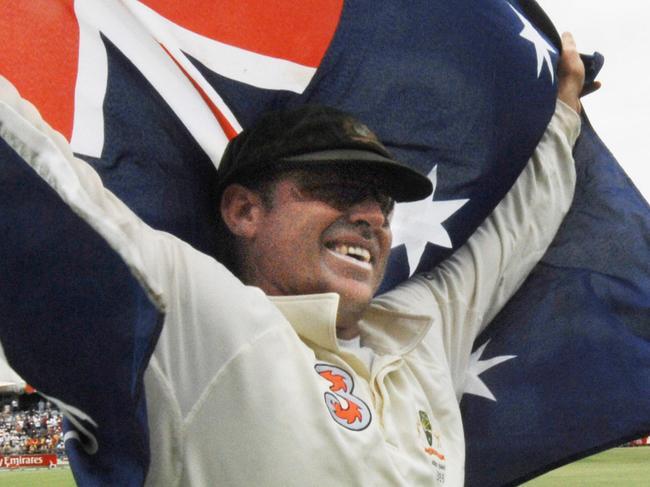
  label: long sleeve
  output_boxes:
[0,75,296,485]
[376,100,581,396]
[0,74,287,417]
[0,75,177,485]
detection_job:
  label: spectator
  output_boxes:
[0,397,65,457]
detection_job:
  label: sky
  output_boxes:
[538,0,650,203]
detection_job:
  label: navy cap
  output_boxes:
[217,105,433,202]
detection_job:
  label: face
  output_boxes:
[232,168,394,331]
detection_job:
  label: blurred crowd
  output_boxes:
[0,399,65,457]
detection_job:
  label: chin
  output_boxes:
[334,283,375,313]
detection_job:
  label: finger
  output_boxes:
[558,32,584,80]
[556,31,585,113]
[561,31,577,52]
[581,80,602,97]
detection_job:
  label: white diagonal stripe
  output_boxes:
[73,0,230,165]
[70,9,107,157]
[126,0,317,94]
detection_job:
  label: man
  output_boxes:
[214,104,434,339]
[0,32,587,485]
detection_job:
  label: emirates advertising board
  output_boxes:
[0,454,58,469]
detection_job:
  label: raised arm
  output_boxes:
[0,72,296,460]
[376,33,590,394]
[0,74,174,484]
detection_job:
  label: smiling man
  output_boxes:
[0,31,589,487]
[215,106,432,339]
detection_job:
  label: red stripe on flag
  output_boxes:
[141,0,343,68]
[0,0,79,140]
[160,45,238,140]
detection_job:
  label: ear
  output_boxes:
[220,184,266,239]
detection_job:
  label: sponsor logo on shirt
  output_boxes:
[315,364,371,431]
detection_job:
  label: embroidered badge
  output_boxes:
[419,410,433,447]
[315,364,371,431]
[418,410,446,483]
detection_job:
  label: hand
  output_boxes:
[557,32,601,113]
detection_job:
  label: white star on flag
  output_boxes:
[509,4,557,83]
[390,166,468,275]
[463,340,516,401]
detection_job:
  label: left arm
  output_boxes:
[377,33,588,394]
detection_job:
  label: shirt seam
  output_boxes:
[146,358,185,487]
[182,324,291,428]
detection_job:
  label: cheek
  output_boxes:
[384,229,393,252]
[261,214,322,262]
[378,229,392,264]
[258,199,341,265]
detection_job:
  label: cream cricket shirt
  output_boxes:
[0,77,580,486]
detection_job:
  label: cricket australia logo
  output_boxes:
[418,410,446,483]
[315,364,371,431]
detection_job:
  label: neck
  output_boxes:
[335,306,364,340]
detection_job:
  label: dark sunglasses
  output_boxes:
[291,173,395,218]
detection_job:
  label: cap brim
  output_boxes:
[282,149,433,202]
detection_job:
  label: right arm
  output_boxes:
[0,74,289,415]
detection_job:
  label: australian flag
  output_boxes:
[0,0,648,486]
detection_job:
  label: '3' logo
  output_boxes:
[315,364,372,431]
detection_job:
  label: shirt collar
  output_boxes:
[269,292,432,356]
[269,293,341,351]
[358,303,433,356]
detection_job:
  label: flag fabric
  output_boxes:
[0,0,648,486]
[460,112,650,486]
[0,127,163,485]
[0,0,560,265]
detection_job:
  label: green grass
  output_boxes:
[0,448,646,486]
[523,447,650,487]
[0,467,76,487]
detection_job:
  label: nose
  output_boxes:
[347,197,388,230]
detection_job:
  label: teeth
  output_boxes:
[333,244,371,263]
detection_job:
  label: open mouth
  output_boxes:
[325,242,372,265]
